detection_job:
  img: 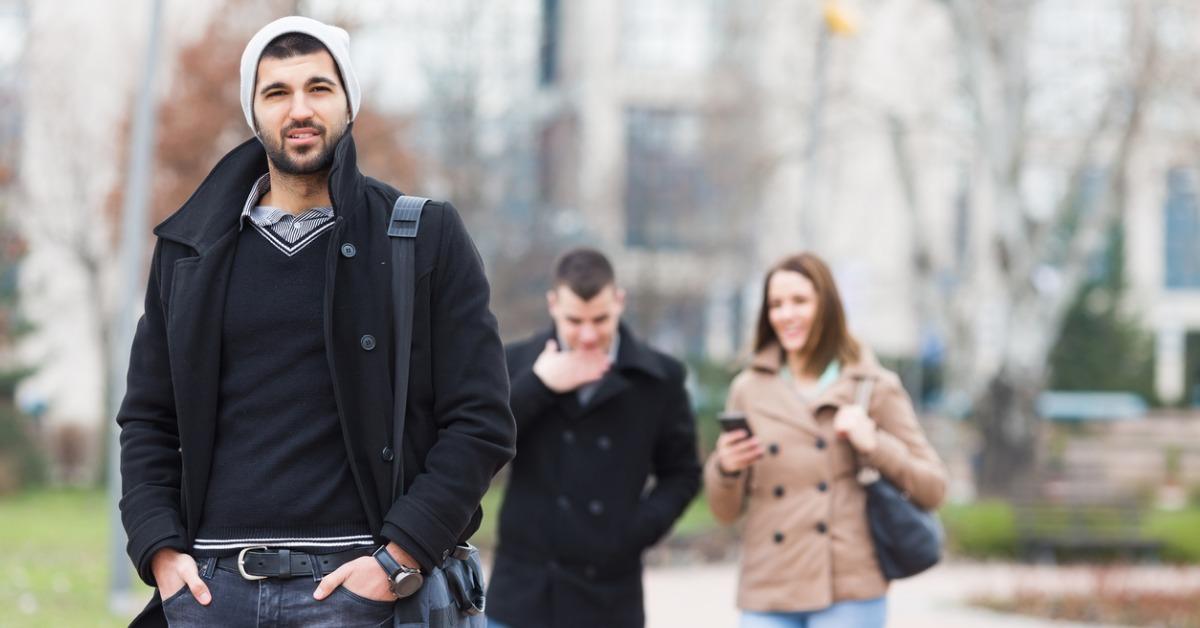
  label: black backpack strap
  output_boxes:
[388,195,429,500]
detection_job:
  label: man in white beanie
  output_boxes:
[116,16,514,628]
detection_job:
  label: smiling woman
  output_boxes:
[704,251,948,628]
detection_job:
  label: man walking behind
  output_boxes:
[117,16,514,627]
[486,248,701,628]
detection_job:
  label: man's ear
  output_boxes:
[546,289,558,314]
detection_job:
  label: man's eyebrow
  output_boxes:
[258,76,338,96]
[258,81,288,96]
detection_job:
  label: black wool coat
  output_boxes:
[117,131,515,627]
[486,325,702,628]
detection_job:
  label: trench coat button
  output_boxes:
[815,437,827,450]
[584,565,597,579]
[360,334,376,351]
[596,435,612,451]
[768,443,780,456]
[588,500,604,515]
[562,430,575,445]
[380,446,394,462]
[816,521,828,534]
[340,243,357,258]
[773,485,785,498]
[556,495,571,511]
[818,481,828,492]
[773,532,784,544]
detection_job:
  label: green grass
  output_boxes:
[940,500,1019,558]
[1144,508,1200,563]
[0,489,150,627]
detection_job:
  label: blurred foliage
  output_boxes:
[941,500,1200,563]
[0,214,42,493]
[940,500,1019,559]
[1048,226,1156,403]
[686,357,738,455]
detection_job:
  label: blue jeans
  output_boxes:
[487,620,512,628]
[740,597,887,628]
[161,557,393,627]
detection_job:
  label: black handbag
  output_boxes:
[854,378,943,580]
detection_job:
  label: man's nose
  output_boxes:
[579,325,598,344]
[288,94,315,121]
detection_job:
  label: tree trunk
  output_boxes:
[974,367,1042,497]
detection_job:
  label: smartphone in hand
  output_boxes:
[717,412,753,437]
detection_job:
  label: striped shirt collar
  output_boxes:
[240,173,334,230]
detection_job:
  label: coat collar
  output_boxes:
[749,341,883,411]
[154,128,366,252]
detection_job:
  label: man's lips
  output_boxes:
[284,128,321,145]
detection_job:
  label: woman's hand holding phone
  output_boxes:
[714,414,763,475]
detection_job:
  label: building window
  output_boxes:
[539,0,559,86]
[1164,167,1200,289]
[624,107,713,249]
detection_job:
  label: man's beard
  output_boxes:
[261,120,346,176]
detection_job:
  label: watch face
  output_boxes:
[391,572,424,599]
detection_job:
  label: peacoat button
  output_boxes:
[556,495,571,511]
[818,481,828,492]
[547,559,559,570]
[773,532,784,544]
[816,521,828,534]
[815,437,827,450]
[380,446,394,462]
[768,443,780,456]
[340,243,357,258]
[773,485,785,498]
[588,500,604,515]
[596,435,612,451]
[584,565,597,579]
[562,430,575,445]
[360,334,376,351]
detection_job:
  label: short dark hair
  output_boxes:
[261,32,329,61]
[552,248,615,301]
[258,32,346,91]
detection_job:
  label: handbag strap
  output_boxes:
[388,195,428,501]
[853,376,882,485]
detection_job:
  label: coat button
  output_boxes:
[596,435,612,451]
[768,443,779,456]
[773,532,784,544]
[562,430,575,445]
[588,500,604,515]
[340,243,357,258]
[556,495,571,511]
[816,521,828,534]
[584,565,597,579]
[815,437,827,450]
[773,485,785,498]
[818,481,828,492]
[380,446,394,462]
[360,334,376,351]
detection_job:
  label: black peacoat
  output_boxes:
[116,131,516,627]
[486,325,701,628]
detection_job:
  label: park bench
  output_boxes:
[1013,491,1163,563]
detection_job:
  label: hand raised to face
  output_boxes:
[531,339,611,393]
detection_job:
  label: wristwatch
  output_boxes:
[372,545,424,599]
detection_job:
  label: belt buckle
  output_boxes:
[238,546,270,581]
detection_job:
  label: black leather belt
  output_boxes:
[216,546,373,580]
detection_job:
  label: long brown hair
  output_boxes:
[752,252,860,375]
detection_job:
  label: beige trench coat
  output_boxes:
[704,344,947,612]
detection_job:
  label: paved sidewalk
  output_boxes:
[642,560,1192,627]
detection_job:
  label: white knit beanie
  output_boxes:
[239,16,361,134]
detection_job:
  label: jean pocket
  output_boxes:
[161,583,192,607]
[335,585,397,609]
